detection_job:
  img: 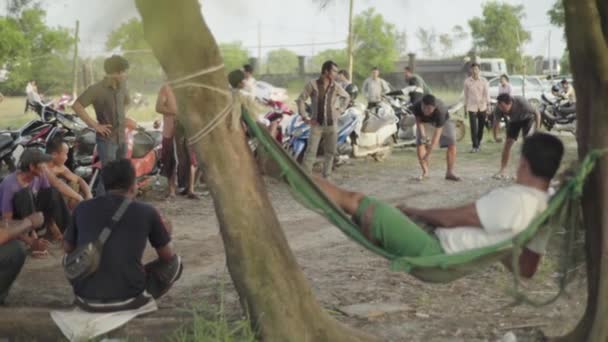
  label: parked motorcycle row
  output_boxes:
[0,101,162,194]
[2,85,574,187]
[254,88,466,166]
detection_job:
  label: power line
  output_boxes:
[79,40,347,55]
[244,40,346,49]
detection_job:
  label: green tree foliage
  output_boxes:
[310,48,347,74]
[218,42,249,73]
[351,8,399,81]
[547,1,569,74]
[416,27,437,58]
[265,49,298,74]
[468,1,531,72]
[547,0,565,27]
[395,30,408,58]
[0,6,74,95]
[106,18,162,91]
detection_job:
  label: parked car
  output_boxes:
[488,75,545,109]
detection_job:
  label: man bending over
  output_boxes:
[315,133,564,278]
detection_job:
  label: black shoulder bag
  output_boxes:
[63,198,132,282]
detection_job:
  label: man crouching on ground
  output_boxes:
[63,159,182,312]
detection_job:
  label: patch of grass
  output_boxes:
[170,278,257,342]
[0,96,160,129]
[0,96,39,129]
[432,88,462,106]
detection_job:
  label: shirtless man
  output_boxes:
[46,138,93,208]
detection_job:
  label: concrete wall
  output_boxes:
[258,71,467,92]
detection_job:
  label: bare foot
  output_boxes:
[416,174,429,182]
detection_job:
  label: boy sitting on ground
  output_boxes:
[46,138,93,208]
[64,159,181,311]
[314,133,564,278]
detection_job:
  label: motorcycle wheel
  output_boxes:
[454,120,466,142]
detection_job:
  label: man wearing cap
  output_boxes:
[0,149,83,255]
[73,55,130,167]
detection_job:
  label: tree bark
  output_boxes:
[135,1,374,341]
[558,1,608,341]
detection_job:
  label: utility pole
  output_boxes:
[516,28,525,98]
[347,0,354,79]
[548,30,552,76]
[71,20,80,98]
[257,21,262,66]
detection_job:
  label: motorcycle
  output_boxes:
[539,93,576,134]
[284,100,397,162]
[256,98,295,143]
[74,123,163,195]
[23,100,85,169]
[384,92,418,145]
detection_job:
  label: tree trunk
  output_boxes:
[135,1,374,341]
[558,1,608,341]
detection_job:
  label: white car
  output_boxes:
[488,75,545,108]
[254,81,288,102]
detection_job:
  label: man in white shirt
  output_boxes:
[361,67,391,109]
[314,132,564,278]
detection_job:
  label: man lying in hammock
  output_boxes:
[315,132,564,278]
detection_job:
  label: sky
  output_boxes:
[17,0,566,62]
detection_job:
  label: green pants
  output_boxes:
[354,196,444,257]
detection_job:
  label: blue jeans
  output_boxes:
[96,137,127,196]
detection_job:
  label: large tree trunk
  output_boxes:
[559,1,608,341]
[135,1,373,341]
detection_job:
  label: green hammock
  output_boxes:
[242,110,602,284]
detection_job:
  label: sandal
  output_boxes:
[186,192,200,200]
[492,173,507,180]
[445,174,462,182]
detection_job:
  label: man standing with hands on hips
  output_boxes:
[296,60,350,179]
[73,55,130,195]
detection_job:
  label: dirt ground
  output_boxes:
[0,133,586,341]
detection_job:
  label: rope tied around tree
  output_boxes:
[166,63,237,145]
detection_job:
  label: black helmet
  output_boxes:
[104,55,129,74]
[551,85,560,93]
[345,83,359,101]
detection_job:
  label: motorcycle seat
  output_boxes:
[559,106,576,115]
